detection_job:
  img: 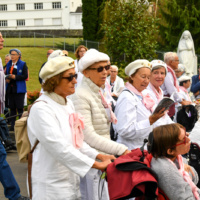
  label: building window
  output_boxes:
[34,3,43,10]
[16,4,25,10]
[17,20,25,26]
[34,19,43,26]
[75,15,81,24]
[0,5,7,11]
[0,20,7,27]
[52,2,61,9]
[52,18,61,25]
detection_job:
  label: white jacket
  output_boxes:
[71,76,128,155]
[27,93,98,200]
[107,75,124,97]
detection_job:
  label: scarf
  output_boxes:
[99,90,117,124]
[179,86,191,102]
[125,82,155,112]
[69,113,84,149]
[167,66,180,92]
[149,83,163,103]
[167,155,199,200]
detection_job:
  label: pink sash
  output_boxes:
[125,82,155,112]
[167,66,180,92]
[69,113,84,149]
[149,83,163,102]
[179,86,191,102]
[167,155,199,200]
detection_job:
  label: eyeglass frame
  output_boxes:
[171,129,188,148]
[89,65,111,73]
[62,74,78,82]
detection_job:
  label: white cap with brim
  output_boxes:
[78,49,110,73]
[125,59,151,76]
[179,75,191,83]
[150,59,167,74]
[40,56,75,81]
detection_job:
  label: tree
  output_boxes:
[82,0,98,41]
[101,0,159,64]
[158,0,200,53]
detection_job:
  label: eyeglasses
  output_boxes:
[62,74,78,82]
[89,65,110,73]
[171,131,187,148]
[11,54,18,56]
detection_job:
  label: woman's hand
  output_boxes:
[92,160,112,171]
[96,154,116,162]
[184,163,195,179]
[149,108,165,125]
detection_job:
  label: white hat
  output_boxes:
[179,75,191,83]
[150,59,167,74]
[40,56,75,81]
[78,49,110,73]
[48,50,65,61]
[125,59,151,76]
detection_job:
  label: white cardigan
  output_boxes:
[71,76,128,155]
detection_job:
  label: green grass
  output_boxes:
[1,47,76,92]
[3,38,81,48]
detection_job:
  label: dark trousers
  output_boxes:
[0,142,21,200]
[8,93,25,128]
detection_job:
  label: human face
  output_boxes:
[5,56,10,64]
[169,56,179,70]
[10,51,20,63]
[171,128,190,159]
[78,48,86,59]
[54,68,77,98]
[183,80,191,89]
[131,67,151,92]
[83,61,109,87]
[150,67,166,89]
[110,68,118,79]
[0,32,4,50]
[174,69,182,78]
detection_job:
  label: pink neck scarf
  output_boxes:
[167,155,199,200]
[69,113,84,149]
[99,90,117,124]
[149,83,163,103]
[167,66,180,92]
[125,82,155,112]
[179,86,191,101]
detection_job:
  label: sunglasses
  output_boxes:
[171,130,187,148]
[89,65,110,73]
[62,74,78,82]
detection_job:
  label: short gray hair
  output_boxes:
[5,54,11,59]
[111,65,118,71]
[164,52,177,64]
[178,64,185,72]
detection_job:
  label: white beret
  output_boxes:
[179,75,191,83]
[150,59,167,74]
[125,59,151,76]
[78,49,110,73]
[40,56,75,81]
[48,50,65,61]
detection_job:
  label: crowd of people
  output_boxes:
[1,30,200,200]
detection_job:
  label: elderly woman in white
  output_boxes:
[142,60,173,126]
[113,60,165,150]
[27,56,114,200]
[71,49,129,200]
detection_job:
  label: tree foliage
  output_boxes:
[158,0,200,53]
[82,0,98,41]
[101,0,159,64]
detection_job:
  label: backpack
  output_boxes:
[106,141,169,200]
[14,100,46,162]
[188,142,200,188]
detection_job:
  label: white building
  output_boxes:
[0,0,83,30]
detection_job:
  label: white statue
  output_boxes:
[177,30,197,77]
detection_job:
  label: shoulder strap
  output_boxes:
[28,100,47,199]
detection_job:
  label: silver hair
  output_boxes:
[164,52,177,64]
[178,64,185,72]
[5,54,11,59]
[111,65,118,71]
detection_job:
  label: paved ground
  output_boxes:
[0,132,28,200]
